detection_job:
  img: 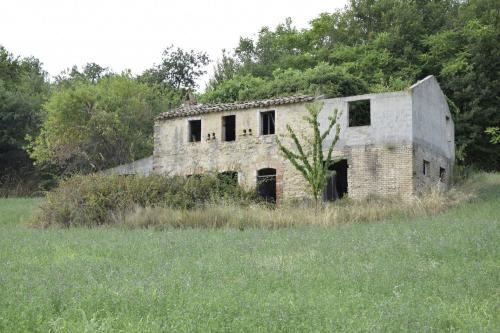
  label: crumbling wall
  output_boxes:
[154,78,453,201]
[105,156,153,176]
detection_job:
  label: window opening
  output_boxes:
[256,168,276,202]
[348,100,370,127]
[261,111,275,135]
[222,115,236,141]
[188,120,201,142]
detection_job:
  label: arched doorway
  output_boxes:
[257,168,276,202]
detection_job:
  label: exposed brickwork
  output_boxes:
[153,78,454,202]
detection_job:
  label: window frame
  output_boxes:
[260,110,275,136]
[348,99,371,127]
[187,119,202,143]
[423,160,430,176]
[221,115,236,142]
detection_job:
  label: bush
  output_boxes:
[114,185,474,230]
[32,173,257,227]
[32,171,481,229]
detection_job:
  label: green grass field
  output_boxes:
[1,175,499,332]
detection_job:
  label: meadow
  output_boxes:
[0,174,499,332]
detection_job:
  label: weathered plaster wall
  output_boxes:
[105,156,153,176]
[154,94,416,200]
[153,103,312,201]
[153,76,454,201]
[317,91,415,198]
[319,91,413,149]
[410,76,455,192]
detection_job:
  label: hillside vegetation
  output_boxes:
[2,0,499,196]
[0,174,498,332]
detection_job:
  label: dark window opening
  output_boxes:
[257,168,276,202]
[423,160,430,176]
[348,99,371,127]
[261,111,275,135]
[188,120,201,142]
[218,171,238,187]
[222,115,236,142]
[323,159,348,202]
[439,167,446,182]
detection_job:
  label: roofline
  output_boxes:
[155,95,316,122]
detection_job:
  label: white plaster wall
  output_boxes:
[318,91,413,150]
[410,75,455,160]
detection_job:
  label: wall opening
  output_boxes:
[256,168,276,202]
[218,171,238,186]
[222,115,236,142]
[260,111,275,135]
[439,167,446,182]
[445,115,452,142]
[348,99,371,127]
[423,160,430,176]
[188,120,201,142]
[323,159,348,201]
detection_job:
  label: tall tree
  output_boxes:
[0,46,49,187]
[29,74,166,174]
[140,45,210,90]
[276,101,341,210]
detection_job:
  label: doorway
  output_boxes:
[323,159,348,201]
[256,168,276,202]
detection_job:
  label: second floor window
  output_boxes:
[188,119,201,142]
[222,115,236,141]
[261,111,275,135]
[348,99,371,127]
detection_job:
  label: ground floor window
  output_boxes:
[439,167,446,182]
[256,168,276,202]
[323,159,348,201]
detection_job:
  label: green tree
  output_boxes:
[276,101,341,210]
[55,63,113,86]
[202,0,499,170]
[140,45,210,90]
[29,74,166,174]
[0,46,49,187]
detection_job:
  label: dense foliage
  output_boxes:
[276,101,341,207]
[0,47,50,190]
[1,0,499,195]
[28,74,168,174]
[205,0,500,170]
[33,173,257,227]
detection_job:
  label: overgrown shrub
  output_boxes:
[32,173,257,227]
[32,171,484,229]
[113,185,474,230]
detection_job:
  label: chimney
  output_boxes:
[182,89,197,107]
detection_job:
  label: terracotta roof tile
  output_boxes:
[155,95,315,121]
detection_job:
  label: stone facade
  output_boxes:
[153,75,454,202]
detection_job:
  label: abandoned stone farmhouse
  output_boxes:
[113,75,454,202]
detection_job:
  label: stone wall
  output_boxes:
[154,98,419,201]
[153,76,454,201]
[153,102,311,201]
[105,156,153,176]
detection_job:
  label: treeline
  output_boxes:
[0,46,207,193]
[203,0,500,170]
[1,0,499,195]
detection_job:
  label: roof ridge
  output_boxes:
[155,95,315,121]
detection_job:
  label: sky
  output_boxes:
[0,0,348,89]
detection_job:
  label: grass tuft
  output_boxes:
[115,175,477,230]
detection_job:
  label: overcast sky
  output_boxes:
[1,0,347,89]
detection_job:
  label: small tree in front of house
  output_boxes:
[276,101,341,210]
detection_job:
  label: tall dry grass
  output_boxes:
[114,184,474,230]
